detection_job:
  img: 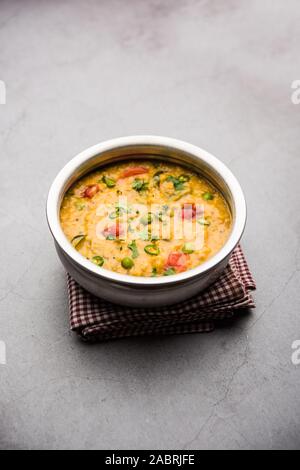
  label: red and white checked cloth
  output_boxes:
[67,245,256,342]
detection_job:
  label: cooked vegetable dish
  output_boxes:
[60,160,232,277]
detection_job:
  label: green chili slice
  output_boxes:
[91,256,104,267]
[71,234,86,248]
[144,245,160,256]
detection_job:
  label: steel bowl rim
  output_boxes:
[46,135,247,286]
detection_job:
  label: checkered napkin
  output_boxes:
[67,245,256,342]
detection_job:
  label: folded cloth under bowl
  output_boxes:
[67,245,256,342]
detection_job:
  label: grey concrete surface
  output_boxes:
[0,0,300,450]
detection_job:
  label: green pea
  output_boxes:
[202,192,214,201]
[121,257,134,269]
[92,256,104,267]
[178,174,190,183]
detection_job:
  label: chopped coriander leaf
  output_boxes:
[151,267,158,277]
[164,267,176,276]
[101,175,116,188]
[182,243,195,254]
[132,178,149,192]
[106,234,116,240]
[109,204,129,219]
[166,176,186,191]
[198,217,211,226]
[128,240,139,259]
[74,201,85,211]
[115,203,129,214]
[178,174,190,183]
[153,171,164,187]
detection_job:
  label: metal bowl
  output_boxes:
[46,136,246,307]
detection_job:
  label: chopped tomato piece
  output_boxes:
[103,222,124,239]
[182,203,204,220]
[182,204,196,220]
[120,167,149,178]
[83,184,100,199]
[167,253,183,266]
[165,252,189,273]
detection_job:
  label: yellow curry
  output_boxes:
[60,160,232,277]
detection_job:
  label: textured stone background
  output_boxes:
[0,0,299,449]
